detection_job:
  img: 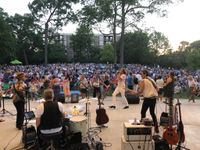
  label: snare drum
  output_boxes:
[69,116,88,137]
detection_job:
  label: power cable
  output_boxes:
[3,130,21,150]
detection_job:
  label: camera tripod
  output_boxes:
[0,95,15,116]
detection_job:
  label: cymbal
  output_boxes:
[64,103,85,115]
[79,98,91,103]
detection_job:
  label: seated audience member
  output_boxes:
[35,88,66,148]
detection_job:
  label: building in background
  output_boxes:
[59,33,120,62]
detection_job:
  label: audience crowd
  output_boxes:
[0,63,200,102]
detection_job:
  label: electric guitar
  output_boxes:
[176,98,185,143]
[163,97,179,145]
[96,96,109,125]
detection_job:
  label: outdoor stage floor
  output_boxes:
[0,96,199,150]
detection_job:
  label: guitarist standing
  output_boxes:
[128,69,159,133]
[163,71,175,104]
[163,71,179,145]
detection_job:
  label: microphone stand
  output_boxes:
[0,94,15,116]
[24,85,31,113]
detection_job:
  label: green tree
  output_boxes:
[0,8,16,64]
[149,31,171,55]
[117,0,183,65]
[80,0,183,65]
[121,32,151,64]
[186,49,200,70]
[100,43,114,63]
[48,42,67,63]
[28,0,79,65]
[70,24,96,62]
[186,40,200,70]
[178,41,189,52]
[8,13,43,65]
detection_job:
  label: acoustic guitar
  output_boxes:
[96,96,109,125]
[176,98,185,143]
[163,97,179,145]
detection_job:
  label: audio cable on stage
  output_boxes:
[3,130,21,150]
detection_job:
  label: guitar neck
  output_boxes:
[168,98,174,127]
[177,98,182,122]
[98,97,101,108]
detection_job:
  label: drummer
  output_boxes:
[35,88,67,148]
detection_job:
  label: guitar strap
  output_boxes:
[147,77,158,91]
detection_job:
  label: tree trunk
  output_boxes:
[44,23,48,66]
[23,49,29,65]
[120,0,125,66]
[113,0,117,64]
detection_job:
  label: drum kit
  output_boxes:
[36,95,104,147]
[65,97,92,138]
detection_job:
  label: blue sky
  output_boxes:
[0,0,200,50]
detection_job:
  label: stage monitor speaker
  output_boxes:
[121,136,154,150]
[70,91,80,103]
[125,93,140,104]
[123,122,152,141]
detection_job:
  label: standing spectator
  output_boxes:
[188,75,196,103]
[90,74,101,98]
[127,72,134,90]
[156,75,165,101]
[109,68,129,109]
[62,74,71,100]
[102,74,111,98]
[163,72,175,102]
[29,78,39,101]
[79,74,89,98]
[51,75,61,101]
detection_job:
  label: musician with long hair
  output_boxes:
[12,72,26,130]
[163,71,175,102]
[109,68,129,109]
[128,69,159,133]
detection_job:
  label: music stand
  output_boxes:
[0,95,15,116]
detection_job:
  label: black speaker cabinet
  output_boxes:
[71,93,79,103]
[22,125,37,145]
[153,135,169,150]
[125,93,140,104]
[57,92,65,103]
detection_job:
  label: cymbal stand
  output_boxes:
[83,90,101,149]
[24,89,31,112]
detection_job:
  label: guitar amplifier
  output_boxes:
[123,122,152,141]
[121,135,154,150]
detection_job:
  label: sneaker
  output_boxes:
[109,105,116,109]
[0,119,5,122]
[123,106,129,109]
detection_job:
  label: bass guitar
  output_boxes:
[96,96,109,125]
[176,98,185,143]
[163,97,179,145]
